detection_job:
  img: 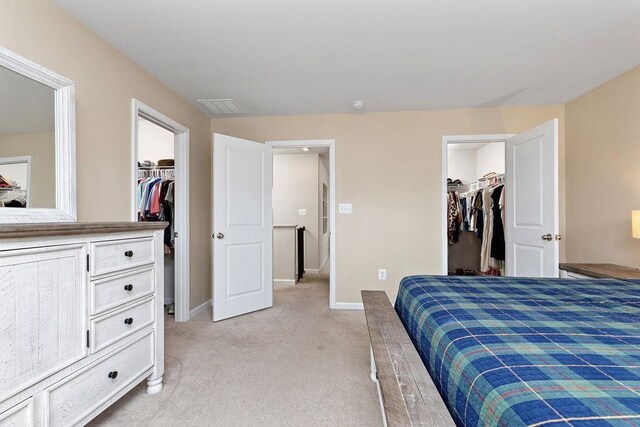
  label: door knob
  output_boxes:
[541,234,553,241]
[214,233,224,239]
[555,234,563,241]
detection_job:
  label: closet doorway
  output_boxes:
[131,99,190,322]
[443,137,509,277]
[442,119,560,278]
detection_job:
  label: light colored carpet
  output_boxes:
[90,274,382,426]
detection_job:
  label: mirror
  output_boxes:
[0,66,55,209]
[0,46,76,222]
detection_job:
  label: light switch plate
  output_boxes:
[339,203,352,214]
[298,209,307,216]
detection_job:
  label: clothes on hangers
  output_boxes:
[448,173,506,276]
[447,191,462,245]
[136,170,175,249]
[490,185,505,262]
[474,191,484,240]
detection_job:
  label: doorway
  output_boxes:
[268,140,336,308]
[211,135,337,322]
[441,119,560,278]
[271,145,331,296]
[443,137,508,277]
[131,99,190,322]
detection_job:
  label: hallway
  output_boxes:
[91,274,382,426]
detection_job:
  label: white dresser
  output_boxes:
[0,222,166,426]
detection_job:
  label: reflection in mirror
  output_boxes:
[0,65,55,209]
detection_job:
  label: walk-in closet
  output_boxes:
[136,117,176,314]
[446,142,506,276]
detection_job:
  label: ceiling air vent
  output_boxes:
[198,99,245,115]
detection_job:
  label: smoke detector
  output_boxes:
[198,99,245,116]
[352,100,365,110]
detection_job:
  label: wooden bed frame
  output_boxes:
[362,291,455,427]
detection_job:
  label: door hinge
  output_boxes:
[174,231,178,238]
[86,254,90,272]
[86,330,90,348]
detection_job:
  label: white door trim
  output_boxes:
[266,139,338,309]
[440,134,514,275]
[131,99,190,322]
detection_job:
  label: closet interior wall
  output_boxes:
[136,117,176,309]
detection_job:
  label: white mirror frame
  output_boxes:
[0,45,76,223]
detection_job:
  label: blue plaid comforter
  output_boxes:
[395,275,640,426]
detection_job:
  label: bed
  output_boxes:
[364,275,640,426]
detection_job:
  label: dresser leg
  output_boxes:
[146,376,163,395]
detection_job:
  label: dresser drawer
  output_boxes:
[45,333,154,427]
[90,237,154,276]
[90,267,154,315]
[91,298,155,353]
[0,397,34,426]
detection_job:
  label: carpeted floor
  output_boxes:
[90,273,382,426]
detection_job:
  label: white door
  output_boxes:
[213,134,273,321]
[505,119,559,277]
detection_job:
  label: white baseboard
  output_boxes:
[334,302,364,310]
[274,279,296,285]
[305,268,320,274]
[189,299,212,319]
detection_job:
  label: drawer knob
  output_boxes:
[108,371,118,379]
[124,250,134,258]
[124,317,134,325]
[124,284,134,291]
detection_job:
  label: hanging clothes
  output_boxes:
[136,169,175,249]
[480,187,494,272]
[474,190,484,240]
[490,185,505,262]
[447,191,462,245]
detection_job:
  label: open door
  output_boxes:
[505,119,559,277]
[213,134,273,321]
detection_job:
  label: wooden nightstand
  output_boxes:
[559,263,640,280]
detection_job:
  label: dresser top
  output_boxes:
[560,263,640,280]
[0,222,168,238]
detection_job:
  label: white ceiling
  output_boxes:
[54,0,640,117]
[0,65,55,136]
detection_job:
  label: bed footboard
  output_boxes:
[362,290,454,427]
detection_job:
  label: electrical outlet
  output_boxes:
[378,269,387,280]
[339,203,352,214]
[298,209,307,216]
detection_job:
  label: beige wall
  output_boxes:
[566,65,640,267]
[212,105,565,303]
[273,153,320,269]
[0,0,212,310]
[0,131,55,208]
